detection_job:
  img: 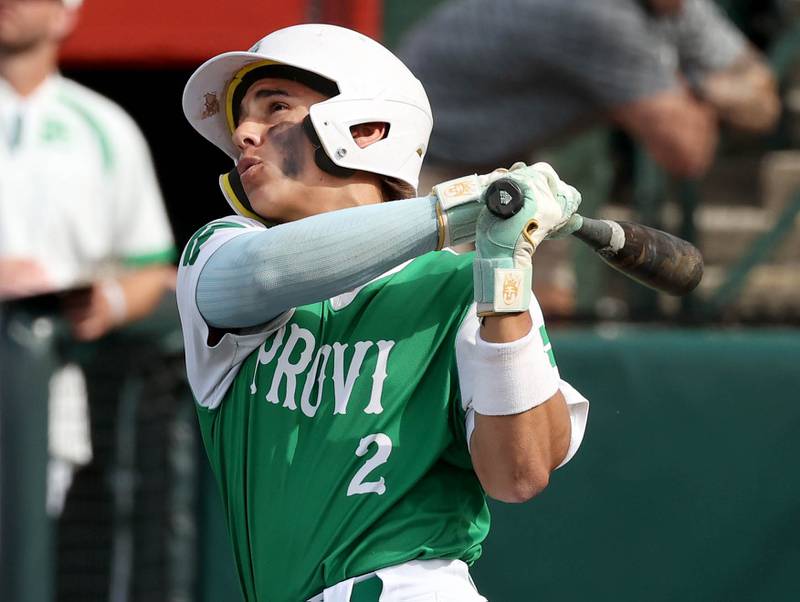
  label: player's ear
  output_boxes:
[350,122,388,149]
[52,5,80,42]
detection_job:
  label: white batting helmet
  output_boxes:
[182,23,433,193]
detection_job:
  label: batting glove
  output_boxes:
[429,168,512,249]
[473,162,582,316]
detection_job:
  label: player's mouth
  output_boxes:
[237,157,262,179]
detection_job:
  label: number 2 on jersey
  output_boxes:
[347,433,392,496]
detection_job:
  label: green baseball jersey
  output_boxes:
[177,217,489,602]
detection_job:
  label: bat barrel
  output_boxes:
[574,217,704,296]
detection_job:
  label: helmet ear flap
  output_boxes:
[301,115,355,179]
[218,169,273,226]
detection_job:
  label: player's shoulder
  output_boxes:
[52,76,154,174]
[179,215,264,268]
[187,215,264,239]
[54,76,145,141]
[56,77,129,121]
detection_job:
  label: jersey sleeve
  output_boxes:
[106,111,176,265]
[667,0,748,78]
[454,297,589,468]
[176,216,293,410]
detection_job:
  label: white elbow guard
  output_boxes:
[470,323,560,416]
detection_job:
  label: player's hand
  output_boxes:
[0,257,54,300]
[508,162,583,242]
[473,162,582,315]
[429,167,511,249]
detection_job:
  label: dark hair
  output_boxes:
[381,177,416,202]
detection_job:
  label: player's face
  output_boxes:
[0,0,68,53]
[233,77,339,223]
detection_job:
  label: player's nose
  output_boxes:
[233,121,267,150]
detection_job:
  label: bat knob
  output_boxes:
[485,178,524,219]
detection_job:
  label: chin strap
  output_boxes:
[218,169,274,226]
[301,115,356,179]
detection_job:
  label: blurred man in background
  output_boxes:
[399,0,780,316]
[0,1,176,600]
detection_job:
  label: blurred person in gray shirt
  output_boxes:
[401,0,777,179]
[399,0,779,315]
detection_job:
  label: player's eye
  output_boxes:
[269,101,290,114]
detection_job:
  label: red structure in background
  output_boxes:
[60,0,382,66]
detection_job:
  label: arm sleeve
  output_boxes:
[196,196,440,328]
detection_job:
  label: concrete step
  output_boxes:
[695,264,800,318]
[599,204,800,265]
[692,206,800,264]
[760,150,800,213]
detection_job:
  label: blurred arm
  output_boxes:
[696,48,780,132]
[611,86,719,178]
[63,264,176,341]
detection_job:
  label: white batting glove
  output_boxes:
[508,162,583,243]
[473,162,582,315]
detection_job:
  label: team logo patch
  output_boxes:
[202,93,220,119]
[493,268,527,311]
[502,272,521,306]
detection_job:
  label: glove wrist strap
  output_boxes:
[473,258,532,315]
[432,175,483,248]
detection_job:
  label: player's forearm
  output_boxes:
[471,391,571,503]
[467,314,570,502]
[197,196,440,328]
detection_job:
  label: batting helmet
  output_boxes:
[182,23,433,195]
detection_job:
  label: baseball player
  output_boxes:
[178,24,589,602]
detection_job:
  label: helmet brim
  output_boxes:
[182,51,270,160]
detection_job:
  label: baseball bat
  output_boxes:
[484,179,704,296]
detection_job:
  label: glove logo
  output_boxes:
[444,180,476,199]
[499,190,512,206]
[502,271,521,306]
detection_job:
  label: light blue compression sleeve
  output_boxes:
[196,196,442,328]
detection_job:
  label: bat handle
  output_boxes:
[484,178,525,218]
[572,216,621,252]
